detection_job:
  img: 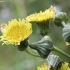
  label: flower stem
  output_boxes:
[53,46,70,59]
[25,48,40,58]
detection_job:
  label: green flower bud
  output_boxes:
[17,39,28,51]
[62,23,70,44]
[53,10,68,27]
[29,35,53,59]
[46,54,63,70]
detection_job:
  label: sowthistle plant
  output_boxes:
[0,5,70,70]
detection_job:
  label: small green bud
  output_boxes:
[62,23,70,43]
[17,39,28,51]
[53,11,68,27]
[29,35,53,59]
[46,54,63,70]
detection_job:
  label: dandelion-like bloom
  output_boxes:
[0,19,32,45]
[26,8,54,36]
[26,8,54,22]
[37,63,48,70]
[37,62,70,70]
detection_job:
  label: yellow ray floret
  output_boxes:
[0,19,32,45]
[37,63,48,70]
[26,8,55,22]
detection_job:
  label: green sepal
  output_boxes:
[37,21,51,36]
[17,39,28,51]
[29,35,53,59]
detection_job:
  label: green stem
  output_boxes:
[25,48,40,58]
[53,46,70,59]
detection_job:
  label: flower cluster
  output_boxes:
[0,5,70,70]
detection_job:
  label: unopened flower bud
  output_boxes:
[62,23,70,45]
[29,35,53,58]
[53,10,68,27]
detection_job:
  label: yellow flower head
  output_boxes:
[26,8,55,22]
[37,63,48,70]
[58,62,70,70]
[0,19,32,45]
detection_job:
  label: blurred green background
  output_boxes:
[0,0,70,70]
